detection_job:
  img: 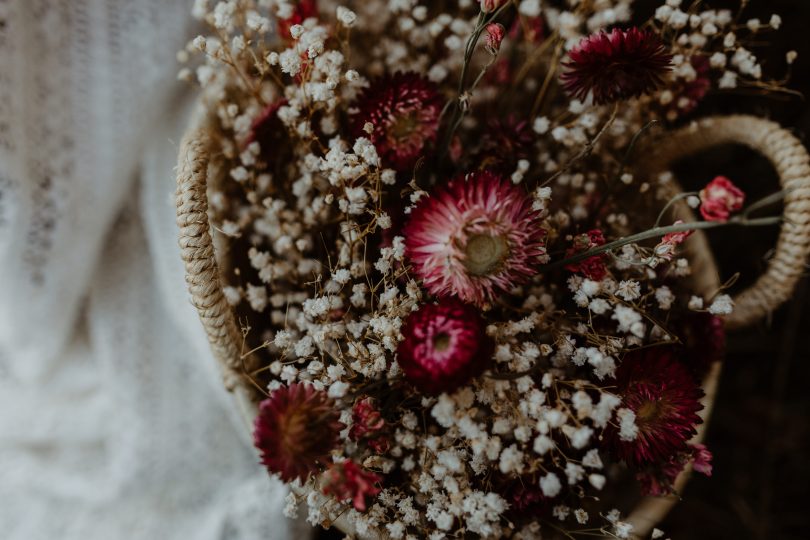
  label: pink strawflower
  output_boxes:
[351,72,443,171]
[253,383,344,482]
[485,23,505,54]
[560,28,672,104]
[691,443,713,477]
[654,220,693,261]
[396,299,494,395]
[609,349,704,466]
[565,229,608,281]
[699,176,745,222]
[349,397,390,454]
[322,460,382,511]
[404,171,547,306]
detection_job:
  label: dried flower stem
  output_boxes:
[543,215,782,272]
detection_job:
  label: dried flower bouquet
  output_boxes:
[175,1,810,538]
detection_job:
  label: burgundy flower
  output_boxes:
[560,28,673,104]
[322,460,382,511]
[349,398,390,454]
[396,299,494,395]
[351,72,443,171]
[699,176,745,222]
[404,171,547,306]
[565,229,608,281]
[253,383,344,482]
[609,349,704,466]
[474,116,534,174]
[277,0,318,40]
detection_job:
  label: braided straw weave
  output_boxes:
[175,114,810,538]
[641,115,810,329]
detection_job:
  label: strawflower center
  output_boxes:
[463,233,509,276]
[432,332,451,352]
[636,395,672,426]
[389,111,420,141]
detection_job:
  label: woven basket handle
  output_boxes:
[175,125,252,392]
[648,115,810,329]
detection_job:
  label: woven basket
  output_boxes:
[175,113,810,539]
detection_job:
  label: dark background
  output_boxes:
[321,2,810,538]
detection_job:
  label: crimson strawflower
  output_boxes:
[349,397,390,454]
[609,349,704,466]
[565,230,608,281]
[396,299,494,395]
[253,383,344,482]
[560,28,672,104]
[351,72,442,171]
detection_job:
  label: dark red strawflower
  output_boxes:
[277,0,318,40]
[608,349,704,466]
[396,299,494,395]
[560,28,672,104]
[565,229,608,281]
[349,398,390,454]
[351,72,443,171]
[246,99,288,164]
[322,460,382,511]
[253,383,344,482]
[474,116,534,174]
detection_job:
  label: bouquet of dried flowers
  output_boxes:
[177,0,808,538]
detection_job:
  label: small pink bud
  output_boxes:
[699,176,745,222]
[479,0,505,13]
[485,23,505,54]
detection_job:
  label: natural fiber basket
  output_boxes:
[176,113,810,539]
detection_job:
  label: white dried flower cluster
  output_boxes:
[650,1,792,121]
[180,0,789,537]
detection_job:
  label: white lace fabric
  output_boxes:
[0,1,306,538]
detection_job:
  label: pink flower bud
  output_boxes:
[699,176,745,222]
[322,460,382,511]
[485,23,505,54]
[480,0,505,13]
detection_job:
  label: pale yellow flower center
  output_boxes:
[463,233,509,276]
